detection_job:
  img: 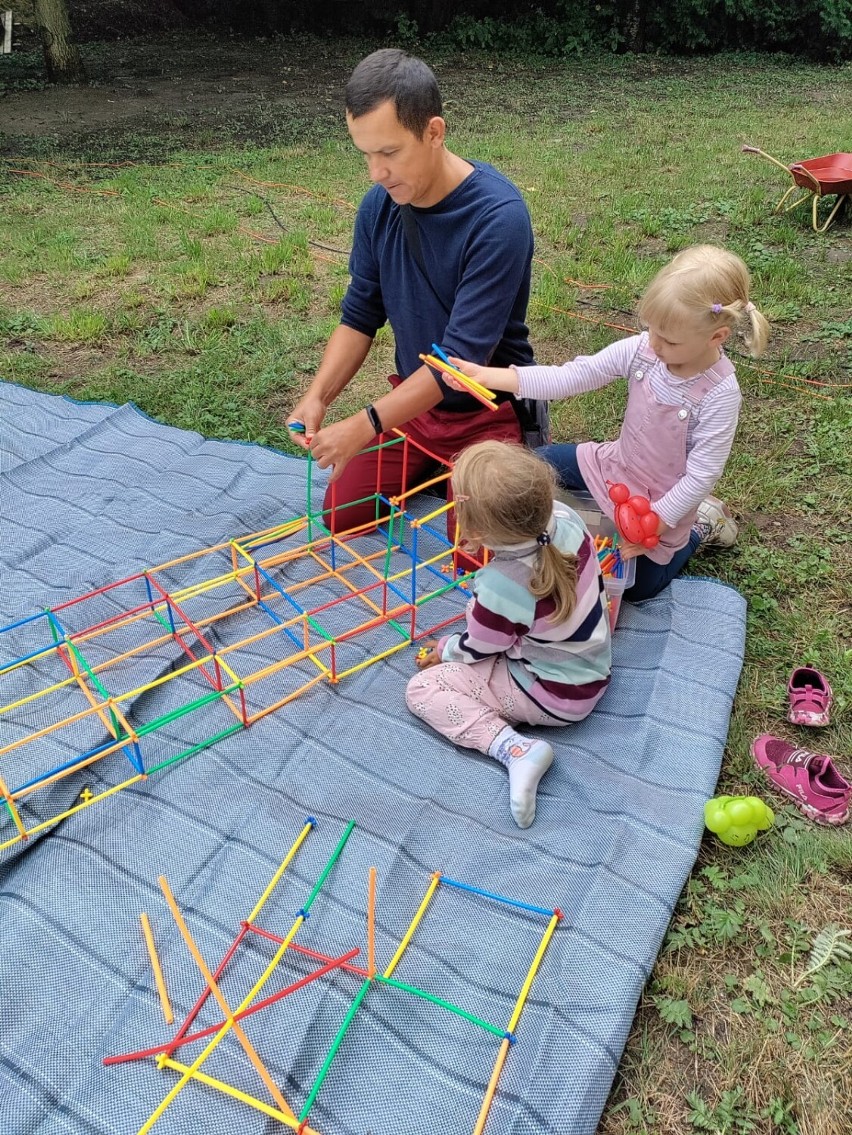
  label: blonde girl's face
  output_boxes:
[646,320,730,377]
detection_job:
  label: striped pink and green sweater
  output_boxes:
[438,503,612,722]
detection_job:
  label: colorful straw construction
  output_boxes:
[1,428,631,851]
[1,432,485,851]
[105,819,561,1135]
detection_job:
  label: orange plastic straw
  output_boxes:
[139,913,174,1025]
[157,875,295,1120]
[418,355,499,412]
[367,867,377,978]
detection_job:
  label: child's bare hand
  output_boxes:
[447,358,520,394]
[415,641,441,669]
[617,541,645,560]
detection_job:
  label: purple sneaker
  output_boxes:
[787,666,833,727]
[752,734,850,826]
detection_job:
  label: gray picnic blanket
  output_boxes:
[0,382,747,1135]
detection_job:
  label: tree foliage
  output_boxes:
[27,0,852,61]
[167,0,852,61]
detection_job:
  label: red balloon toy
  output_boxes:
[607,482,660,548]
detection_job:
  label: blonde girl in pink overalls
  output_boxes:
[447,245,770,601]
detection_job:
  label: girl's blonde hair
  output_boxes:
[451,440,579,624]
[638,244,769,357]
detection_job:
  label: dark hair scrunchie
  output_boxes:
[536,532,551,546]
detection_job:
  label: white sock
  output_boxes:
[488,727,554,829]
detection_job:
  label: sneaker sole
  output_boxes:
[787,710,831,728]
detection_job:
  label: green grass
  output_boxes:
[2,41,851,1135]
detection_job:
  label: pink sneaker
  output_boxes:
[752,734,850,826]
[787,666,833,727]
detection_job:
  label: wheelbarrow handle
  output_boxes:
[741,145,795,176]
[790,163,822,193]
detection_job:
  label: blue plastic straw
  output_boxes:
[439,875,556,918]
[0,610,49,634]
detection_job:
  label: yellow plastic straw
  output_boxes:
[383,873,441,979]
[1,773,145,850]
[473,912,560,1134]
[411,499,456,527]
[156,875,296,1121]
[139,914,174,1025]
[419,354,496,399]
[507,913,559,1031]
[155,1055,321,1133]
[247,819,313,923]
[139,909,309,1134]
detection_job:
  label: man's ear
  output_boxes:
[425,115,446,148]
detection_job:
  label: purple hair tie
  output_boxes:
[711,303,723,314]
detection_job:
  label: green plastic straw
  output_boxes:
[66,639,113,703]
[382,500,397,581]
[375,974,506,1038]
[299,977,371,1121]
[134,685,239,736]
[146,722,245,774]
[414,575,473,605]
[302,819,356,914]
[151,605,173,633]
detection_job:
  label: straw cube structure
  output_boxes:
[1,432,479,851]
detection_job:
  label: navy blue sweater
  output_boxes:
[340,160,535,412]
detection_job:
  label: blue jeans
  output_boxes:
[537,443,701,602]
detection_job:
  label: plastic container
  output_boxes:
[556,489,635,630]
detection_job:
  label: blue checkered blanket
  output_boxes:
[0,383,746,1135]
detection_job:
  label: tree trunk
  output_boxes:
[33,0,86,84]
[620,0,646,52]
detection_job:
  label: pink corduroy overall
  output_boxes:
[577,337,735,566]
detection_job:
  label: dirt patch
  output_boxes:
[826,244,852,264]
[1,35,358,156]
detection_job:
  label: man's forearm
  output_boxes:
[369,366,444,431]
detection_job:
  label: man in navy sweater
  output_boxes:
[286,48,536,535]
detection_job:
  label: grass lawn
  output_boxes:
[2,36,851,1135]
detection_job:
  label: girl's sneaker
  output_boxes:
[787,666,833,727]
[752,734,850,825]
[695,496,738,548]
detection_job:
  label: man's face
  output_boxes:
[347,99,443,207]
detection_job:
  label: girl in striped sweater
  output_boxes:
[406,441,612,829]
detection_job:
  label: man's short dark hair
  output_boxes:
[345,49,442,137]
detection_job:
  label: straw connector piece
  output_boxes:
[296,908,311,921]
[554,908,564,921]
[504,1031,517,1044]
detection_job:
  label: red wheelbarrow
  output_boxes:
[742,146,852,232]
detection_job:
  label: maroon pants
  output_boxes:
[323,378,523,547]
